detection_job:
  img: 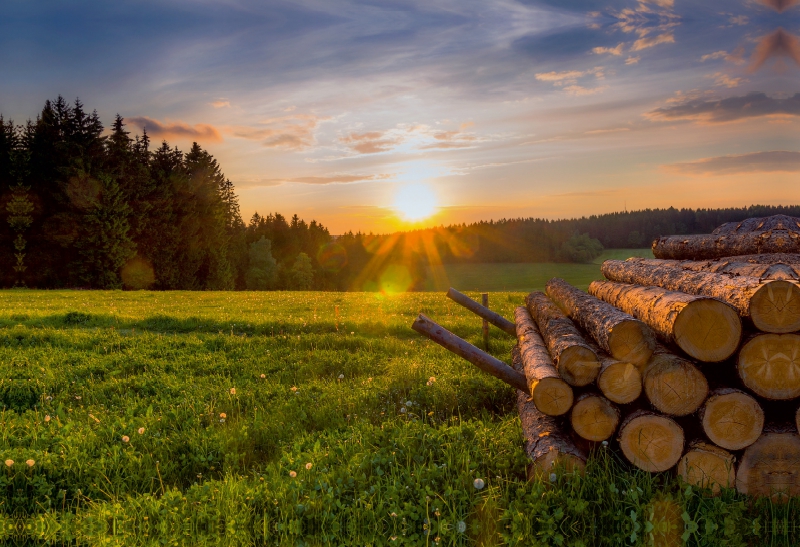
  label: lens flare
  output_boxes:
[393,184,437,222]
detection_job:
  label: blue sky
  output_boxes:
[1,0,799,232]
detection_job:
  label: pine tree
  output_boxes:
[245,236,277,290]
[290,252,314,290]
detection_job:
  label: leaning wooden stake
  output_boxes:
[446,288,516,336]
[526,291,600,386]
[514,306,574,416]
[736,424,800,502]
[511,346,587,478]
[601,258,800,333]
[411,314,529,394]
[737,333,800,400]
[546,278,656,367]
[588,280,742,362]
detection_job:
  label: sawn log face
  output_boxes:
[736,424,800,502]
[737,334,800,400]
[699,388,764,451]
[618,410,684,473]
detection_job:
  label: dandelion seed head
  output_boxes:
[473,478,485,490]
[549,473,557,483]
[338,374,344,380]
[457,521,467,533]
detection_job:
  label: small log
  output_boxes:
[618,409,684,472]
[652,214,800,260]
[678,441,736,495]
[737,333,800,400]
[514,306,574,416]
[569,391,620,442]
[446,288,516,336]
[642,346,709,416]
[545,278,656,367]
[411,314,529,393]
[512,347,587,478]
[699,388,764,450]
[588,280,741,363]
[525,291,600,386]
[601,258,800,333]
[736,424,800,502]
[596,349,642,404]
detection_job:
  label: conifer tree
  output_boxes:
[245,236,278,290]
[290,252,314,290]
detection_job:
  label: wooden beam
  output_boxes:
[446,288,516,336]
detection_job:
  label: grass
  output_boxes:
[0,289,796,546]
[424,249,654,292]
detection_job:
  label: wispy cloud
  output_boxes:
[646,93,800,123]
[708,72,746,88]
[230,114,326,150]
[631,32,675,51]
[260,173,393,185]
[592,43,624,56]
[127,117,222,142]
[210,99,230,108]
[662,151,800,175]
[535,67,606,95]
[339,131,403,154]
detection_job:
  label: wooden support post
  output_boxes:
[445,288,516,336]
[482,293,489,350]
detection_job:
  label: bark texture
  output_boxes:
[642,346,709,416]
[545,278,656,367]
[737,333,800,400]
[652,214,800,260]
[526,291,600,386]
[718,253,800,265]
[569,391,620,442]
[601,258,800,333]
[512,346,587,478]
[589,280,741,362]
[678,441,736,495]
[514,306,574,416]
[736,423,800,501]
[699,388,764,450]
[622,257,800,281]
[618,409,684,472]
[447,287,516,336]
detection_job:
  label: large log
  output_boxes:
[699,388,764,450]
[514,306,574,416]
[617,410,684,472]
[446,288,516,336]
[737,333,800,400]
[595,349,642,404]
[512,346,587,478]
[678,441,736,495]
[652,214,800,260]
[411,314,529,393]
[525,291,600,386]
[642,346,709,416]
[736,424,800,502]
[545,278,656,367]
[569,391,620,442]
[618,257,800,281]
[601,258,800,333]
[588,280,741,362]
[718,253,800,265]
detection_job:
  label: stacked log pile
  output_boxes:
[412,214,800,502]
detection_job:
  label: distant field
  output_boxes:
[424,248,654,292]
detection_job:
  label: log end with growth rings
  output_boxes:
[530,377,574,417]
[736,429,800,502]
[597,360,642,404]
[701,389,764,451]
[618,411,684,473]
[737,334,800,400]
[673,298,742,362]
[678,441,736,495]
[570,393,619,442]
[558,345,601,386]
[607,319,655,368]
[643,353,709,416]
[750,280,800,333]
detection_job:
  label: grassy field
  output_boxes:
[0,290,796,546]
[424,249,654,292]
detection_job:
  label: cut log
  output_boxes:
[618,410,684,472]
[596,350,642,404]
[642,347,709,416]
[601,258,800,333]
[411,314,529,393]
[652,214,800,260]
[718,253,800,265]
[737,333,800,400]
[545,278,656,367]
[525,291,600,386]
[736,424,800,502]
[512,346,587,478]
[446,288,516,336]
[620,257,800,281]
[678,441,736,495]
[699,388,764,450]
[569,391,620,442]
[588,280,741,362]
[514,306,574,416]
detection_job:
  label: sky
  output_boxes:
[1,0,799,234]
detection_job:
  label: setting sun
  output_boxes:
[393,183,438,222]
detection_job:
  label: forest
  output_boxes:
[1,97,797,291]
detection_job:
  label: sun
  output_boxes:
[393,183,438,222]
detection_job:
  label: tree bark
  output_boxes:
[545,278,656,367]
[617,409,684,472]
[411,314,529,393]
[446,287,516,336]
[525,291,600,386]
[699,387,764,451]
[514,306,574,416]
[678,441,736,495]
[589,280,741,363]
[620,257,800,281]
[717,252,800,266]
[642,346,708,416]
[512,346,587,478]
[601,258,800,333]
[652,214,800,260]
[737,333,800,400]
[569,391,620,442]
[595,348,642,404]
[736,423,800,502]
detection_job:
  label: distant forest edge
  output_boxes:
[1,98,799,291]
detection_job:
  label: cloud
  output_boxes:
[700,51,727,62]
[749,28,800,71]
[535,70,585,83]
[592,43,624,56]
[708,72,746,88]
[662,151,800,175]
[339,131,403,154]
[625,56,640,64]
[210,99,230,108]
[759,0,799,12]
[700,48,746,65]
[230,114,325,150]
[631,32,674,51]
[260,173,393,185]
[645,93,800,123]
[535,67,606,95]
[127,117,222,142]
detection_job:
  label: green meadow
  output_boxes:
[424,249,655,292]
[0,289,796,546]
